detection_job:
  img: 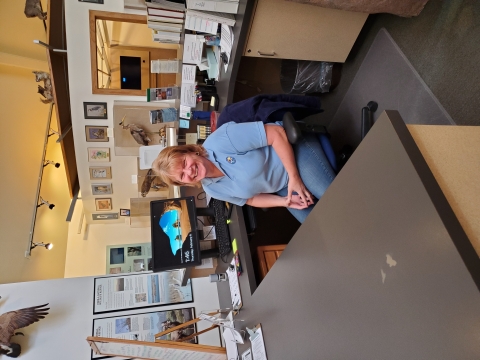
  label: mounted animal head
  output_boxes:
[32,71,50,82]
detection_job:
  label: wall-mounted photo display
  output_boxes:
[120,209,130,216]
[90,308,197,360]
[92,213,118,221]
[84,102,107,119]
[106,243,151,274]
[92,183,113,195]
[93,270,193,314]
[88,147,110,162]
[89,166,112,180]
[86,126,109,142]
[95,198,112,211]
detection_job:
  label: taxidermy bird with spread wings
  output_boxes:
[119,116,151,146]
[0,302,49,358]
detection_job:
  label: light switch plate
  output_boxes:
[186,133,198,144]
[131,175,137,184]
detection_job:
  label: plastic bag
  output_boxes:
[280,60,334,94]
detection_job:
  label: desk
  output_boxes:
[217,111,480,358]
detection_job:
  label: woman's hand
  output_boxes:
[286,194,312,210]
[287,174,314,207]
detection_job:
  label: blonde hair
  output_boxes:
[152,144,208,187]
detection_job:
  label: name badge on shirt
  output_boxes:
[226,156,236,164]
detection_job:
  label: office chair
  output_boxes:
[282,100,378,172]
[214,99,378,234]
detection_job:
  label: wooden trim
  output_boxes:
[257,244,287,279]
[89,10,148,96]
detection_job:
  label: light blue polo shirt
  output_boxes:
[201,121,288,206]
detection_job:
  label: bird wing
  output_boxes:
[0,304,49,346]
[141,169,156,197]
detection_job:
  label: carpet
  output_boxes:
[328,28,454,151]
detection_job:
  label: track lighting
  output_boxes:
[37,196,55,210]
[31,242,53,250]
[44,160,61,168]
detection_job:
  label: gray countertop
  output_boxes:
[216,111,480,359]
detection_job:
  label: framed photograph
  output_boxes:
[92,213,118,220]
[89,166,112,180]
[120,209,130,216]
[92,270,193,314]
[96,198,112,211]
[88,147,110,162]
[91,183,112,195]
[85,126,109,142]
[84,102,107,119]
[106,243,151,274]
[79,0,104,4]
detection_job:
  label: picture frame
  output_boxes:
[91,183,112,195]
[92,213,118,221]
[79,0,104,4]
[88,147,110,162]
[89,166,112,180]
[85,126,109,142]
[84,102,107,119]
[120,209,130,216]
[95,198,112,211]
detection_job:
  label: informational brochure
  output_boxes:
[183,34,204,65]
[93,270,193,314]
[181,64,197,107]
[91,308,197,359]
[106,243,152,275]
[250,325,267,360]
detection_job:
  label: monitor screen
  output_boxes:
[120,56,142,90]
[150,197,202,272]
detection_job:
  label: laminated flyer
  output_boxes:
[147,86,180,101]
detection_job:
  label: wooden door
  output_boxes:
[244,0,368,62]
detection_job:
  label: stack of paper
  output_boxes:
[186,0,239,14]
[186,9,235,26]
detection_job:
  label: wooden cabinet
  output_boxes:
[244,0,368,62]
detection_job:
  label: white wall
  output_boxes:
[65,196,151,278]
[0,276,220,360]
[65,0,180,224]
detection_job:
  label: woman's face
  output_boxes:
[172,153,208,184]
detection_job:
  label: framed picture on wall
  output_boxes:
[92,183,112,195]
[85,126,109,142]
[79,0,104,4]
[95,198,112,211]
[92,213,118,221]
[120,209,130,216]
[89,166,112,180]
[84,102,107,119]
[88,147,110,162]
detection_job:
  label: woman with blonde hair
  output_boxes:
[152,120,335,223]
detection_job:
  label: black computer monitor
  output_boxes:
[120,56,142,90]
[150,197,203,272]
